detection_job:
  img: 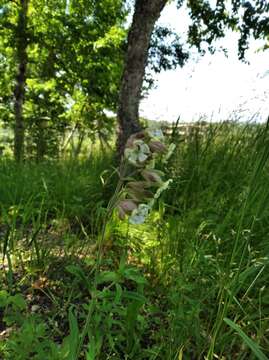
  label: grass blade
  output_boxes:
[224,318,268,360]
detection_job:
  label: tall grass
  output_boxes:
[0,151,115,225]
[124,121,269,359]
[0,151,116,276]
[1,121,269,359]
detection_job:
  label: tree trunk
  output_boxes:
[14,0,29,162]
[117,0,167,155]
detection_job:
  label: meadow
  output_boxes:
[0,120,269,360]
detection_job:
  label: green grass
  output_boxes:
[1,121,269,359]
[0,151,116,230]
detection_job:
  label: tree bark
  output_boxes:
[14,0,29,162]
[117,0,167,155]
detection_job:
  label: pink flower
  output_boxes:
[127,181,150,190]
[141,169,163,185]
[125,131,146,149]
[149,140,166,153]
[127,182,152,201]
[117,199,137,220]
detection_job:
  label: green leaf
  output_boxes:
[224,318,269,360]
[67,309,80,360]
[86,340,96,360]
[95,271,121,285]
[10,294,27,310]
[122,291,146,303]
[114,283,122,303]
[122,267,147,285]
[0,290,9,307]
[66,265,91,291]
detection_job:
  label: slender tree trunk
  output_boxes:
[117,0,167,155]
[14,0,29,162]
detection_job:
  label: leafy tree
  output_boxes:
[117,0,269,153]
[117,0,167,155]
[0,0,127,160]
[0,6,15,148]
[0,0,30,162]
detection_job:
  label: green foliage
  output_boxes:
[224,318,269,360]
[0,0,127,160]
[0,291,64,360]
[0,152,115,225]
[120,121,269,358]
[184,0,269,58]
[1,0,269,357]
[1,122,269,359]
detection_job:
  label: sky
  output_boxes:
[140,2,269,123]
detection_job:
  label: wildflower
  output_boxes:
[141,169,163,185]
[124,140,150,166]
[127,187,152,202]
[117,127,173,224]
[129,203,151,225]
[118,205,126,220]
[127,181,150,191]
[117,199,137,220]
[149,140,166,153]
[125,131,146,148]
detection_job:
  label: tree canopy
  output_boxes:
[0,0,268,160]
[0,0,127,159]
[117,0,269,152]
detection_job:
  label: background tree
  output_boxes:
[0,0,127,160]
[13,0,29,162]
[1,0,268,160]
[117,0,167,154]
[0,0,30,161]
[117,0,269,153]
